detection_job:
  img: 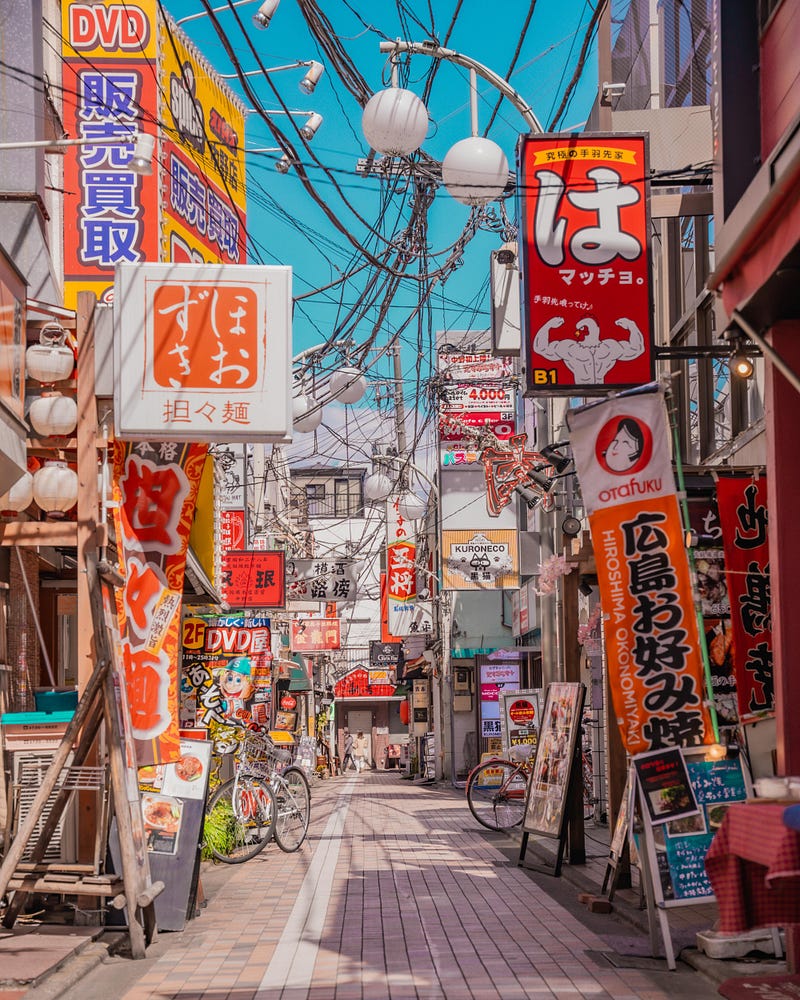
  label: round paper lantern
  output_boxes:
[29,393,78,437]
[292,391,323,433]
[32,460,79,518]
[26,324,75,384]
[329,366,366,404]
[441,136,510,206]
[0,471,34,515]
[362,87,429,155]
[280,694,298,711]
[363,471,393,502]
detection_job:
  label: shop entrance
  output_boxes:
[347,709,372,767]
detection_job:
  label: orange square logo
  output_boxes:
[152,283,259,389]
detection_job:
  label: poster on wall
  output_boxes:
[518,133,653,394]
[181,614,272,732]
[478,659,521,741]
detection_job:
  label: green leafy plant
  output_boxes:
[202,799,236,860]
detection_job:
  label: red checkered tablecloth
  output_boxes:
[705,802,800,933]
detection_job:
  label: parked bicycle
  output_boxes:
[466,742,597,832]
[204,728,311,862]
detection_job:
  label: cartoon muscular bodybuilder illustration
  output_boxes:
[533,315,645,384]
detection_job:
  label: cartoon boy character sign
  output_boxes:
[216,656,254,725]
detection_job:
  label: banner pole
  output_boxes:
[665,387,720,743]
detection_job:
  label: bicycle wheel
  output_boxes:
[205,776,274,863]
[467,760,527,831]
[271,765,311,852]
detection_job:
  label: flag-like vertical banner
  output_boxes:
[113,441,207,764]
[716,475,773,721]
[386,497,434,637]
[568,388,713,754]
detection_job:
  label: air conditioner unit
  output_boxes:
[12,750,79,864]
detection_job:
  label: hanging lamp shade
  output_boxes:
[26,324,75,384]
[32,461,79,518]
[398,490,428,521]
[29,393,78,437]
[0,471,34,514]
[362,87,429,156]
[329,366,366,404]
[363,471,393,502]
[292,391,323,433]
[441,136,510,206]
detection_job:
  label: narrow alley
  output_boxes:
[37,774,720,1000]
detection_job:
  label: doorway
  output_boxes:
[347,709,372,767]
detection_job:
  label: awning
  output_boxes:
[287,654,312,691]
[288,666,312,691]
[184,546,222,605]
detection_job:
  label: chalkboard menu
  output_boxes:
[638,748,750,905]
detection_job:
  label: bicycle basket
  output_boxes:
[240,731,293,777]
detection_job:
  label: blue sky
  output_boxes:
[166,0,605,468]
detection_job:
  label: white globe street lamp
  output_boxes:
[363,470,394,502]
[329,366,367,404]
[292,390,323,433]
[362,87,429,156]
[441,136,509,206]
[397,490,428,521]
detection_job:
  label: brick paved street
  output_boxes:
[46,772,722,1000]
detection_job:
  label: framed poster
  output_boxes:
[521,682,585,840]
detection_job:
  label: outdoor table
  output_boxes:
[705,802,800,971]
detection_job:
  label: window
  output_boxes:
[305,483,326,517]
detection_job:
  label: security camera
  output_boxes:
[418,586,431,601]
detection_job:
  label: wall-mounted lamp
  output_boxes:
[538,442,572,475]
[561,515,582,537]
[252,0,280,29]
[299,62,324,95]
[300,112,324,140]
[685,530,720,548]
[527,468,554,492]
[0,132,155,175]
[730,342,754,379]
[578,577,594,597]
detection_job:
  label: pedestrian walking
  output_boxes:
[353,730,369,773]
[341,728,356,772]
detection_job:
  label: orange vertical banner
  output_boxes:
[568,388,713,755]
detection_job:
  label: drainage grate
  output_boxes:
[585,949,671,971]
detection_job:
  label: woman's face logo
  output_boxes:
[595,415,652,475]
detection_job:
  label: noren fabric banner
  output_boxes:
[568,388,713,755]
[113,440,207,766]
[716,475,774,722]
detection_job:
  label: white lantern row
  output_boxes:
[26,324,75,384]
[0,461,78,517]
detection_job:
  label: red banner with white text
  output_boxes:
[113,441,207,765]
[568,389,713,755]
[716,475,773,722]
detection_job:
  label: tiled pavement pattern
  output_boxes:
[116,772,720,1000]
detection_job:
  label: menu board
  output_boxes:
[521,682,585,839]
[633,747,699,826]
[639,749,750,905]
[499,688,541,762]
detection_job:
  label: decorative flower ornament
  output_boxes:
[534,553,573,596]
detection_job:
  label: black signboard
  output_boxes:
[370,641,403,668]
[633,747,699,826]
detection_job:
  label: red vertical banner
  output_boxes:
[113,441,207,765]
[568,389,713,755]
[717,476,774,721]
